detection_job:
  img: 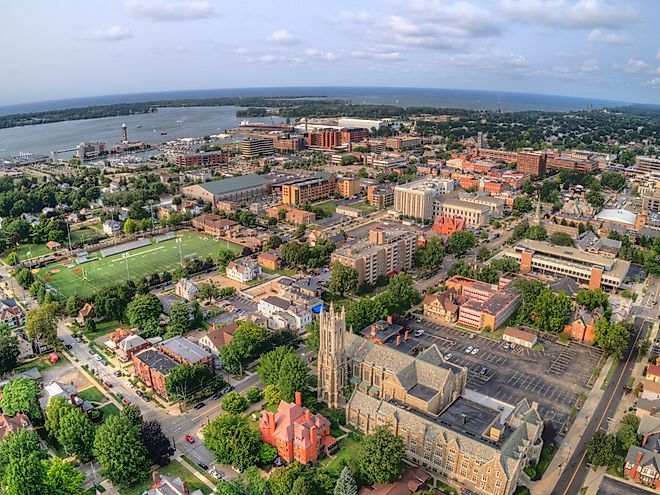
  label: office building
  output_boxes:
[433,197,491,227]
[337,177,360,198]
[281,173,336,206]
[341,127,369,143]
[240,137,274,157]
[458,192,505,218]
[306,129,341,149]
[502,239,630,291]
[338,117,383,130]
[274,136,305,153]
[76,141,107,160]
[182,174,272,204]
[317,307,543,495]
[386,136,422,150]
[175,151,228,168]
[478,149,518,163]
[331,226,417,286]
[394,178,455,220]
[642,187,660,213]
[516,152,547,176]
[367,185,394,208]
[635,156,660,174]
[546,156,597,172]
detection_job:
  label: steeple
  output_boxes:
[317,303,348,409]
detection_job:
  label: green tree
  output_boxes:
[0,377,42,421]
[45,456,85,495]
[219,322,270,375]
[264,384,282,406]
[25,302,63,347]
[490,257,520,273]
[93,415,149,487]
[204,414,261,471]
[305,321,320,354]
[379,273,421,315]
[0,429,46,481]
[121,404,144,427]
[218,248,236,270]
[165,364,217,402]
[166,302,191,337]
[524,225,547,241]
[359,427,406,484]
[198,282,219,303]
[334,466,358,495]
[414,237,445,271]
[346,298,388,332]
[246,386,262,403]
[56,406,96,461]
[65,295,86,318]
[575,288,609,311]
[595,319,630,360]
[513,196,533,215]
[126,294,163,334]
[269,463,315,495]
[14,268,34,289]
[476,247,491,262]
[3,452,48,495]
[123,218,137,235]
[586,189,605,209]
[530,289,571,333]
[617,414,641,452]
[0,324,20,373]
[447,231,477,255]
[601,172,626,191]
[258,346,311,403]
[5,252,19,266]
[549,232,575,247]
[328,262,358,296]
[139,420,174,466]
[448,259,477,278]
[222,391,249,413]
[94,284,135,322]
[477,267,499,284]
[586,431,616,467]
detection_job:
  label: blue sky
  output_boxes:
[1,0,659,105]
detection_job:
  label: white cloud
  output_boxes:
[92,26,132,41]
[617,58,652,74]
[233,47,250,55]
[323,52,337,61]
[124,0,214,21]
[305,48,319,56]
[645,77,660,88]
[350,50,404,61]
[267,29,298,45]
[588,29,632,45]
[499,0,637,29]
[580,58,600,73]
[257,54,277,63]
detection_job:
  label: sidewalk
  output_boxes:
[530,355,615,495]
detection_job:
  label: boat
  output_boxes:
[160,132,167,136]
[176,120,183,124]
[136,124,142,128]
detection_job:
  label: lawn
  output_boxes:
[15,353,70,373]
[319,432,362,476]
[348,201,376,213]
[80,319,122,342]
[12,242,53,260]
[79,386,108,404]
[97,403,121,421]
[119,460,212,495]
[312,199,337,216]
[70,227,105,245]
[35,230,243,298]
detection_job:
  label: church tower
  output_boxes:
[317,303,348,409]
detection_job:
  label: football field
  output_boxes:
[35,230,242,298]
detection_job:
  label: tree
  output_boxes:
[575,288,609,311]
[217,248,236,270]
[198,282,219,303]
[0,429,47,480]
[601,172,626,191]
[414,237,445,271]
[258,346,311,403]
[166,302,191,337]
[346,298,388,333]
[490,257,520,273]
[0,324,19,373]
[165,363,217,403]
[617,414,641,452]
[246,386,262,403]
[476,247,491,262]
[334,466,358,495]
[549,232,575,247]
[359,427,406,484]
[56,405,96,461]
[139,420,174,466]
[264,384,282,406]
[121,404,144,427]
[530,289,571,333]
[269,463,316,495]
[0,377,42,421]
[5,252,19,266]
[94,284,135,322]
[379,273,421,315]
[586,189,605,209]
[46,456,85,495]
[513,196,533,214]
[93,415,149,486]
[204,414,261,471]
[222,391,249,413]
[219,322,270,375]
[447,231,477,255]
[586,431,616,467]
[448,260,476,278]
[524,225,547,241]
[123,218,137,235]
[595,319,630,360]
[65,295,86,318]
[14,268,34,289]
[25,302,62,347]
[3,452,48,495]
[305,321,320,354]
[476,267,499,284]
[126,294,163,333]
[328,262,358,296]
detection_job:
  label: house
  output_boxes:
[175,278,199,301]
[0,298,25,328]
[198,322,237,355]
[624,415,660,488]
[45,241,62,251]
[41,381,94,413]
[503,327,537,349]
[358,467,431,495]
[258,295,313,332]
[0,413,32,442]
[102,219,121,236]
[104,328,135,351]
[257,251,281,271]
[77,303,95,326]
[116,334,150,362]
[642,380,660,401]
[648,365,660,383]
[563,306,604,344]
[423,289,466,323]
[191,213,238,237]
[260,391,337,464]
[226,258,262,283]
[147,473,203,495]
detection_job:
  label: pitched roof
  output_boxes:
[159,336,211,364]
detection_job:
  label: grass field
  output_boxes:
[119,460,212,495]
[78,386,108,404]
[36,230,242,298]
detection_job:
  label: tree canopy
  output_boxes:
[204,414,262,471]
[0,377,42,421]
[257,346,311,403]
[126,294,163,334]
[328,262,358,296]
[358,427,406,484]
[165,363,217,403]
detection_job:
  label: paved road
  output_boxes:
[551,315,652,495]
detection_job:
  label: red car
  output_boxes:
[122,397,131,405]
[184,435,195,444]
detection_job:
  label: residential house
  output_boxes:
[257,251,281,271]
[133,349,179,399]
[563,306,604,344]
[102,219,121,236]
[77,303,95,326]
[625,415,660,488]
[104,327,135,351]
[41,381,94,414]
[116,334,150,362]
[0,298,25,328]
[198,322,237,355]
[147,474,203,495]
[422,289,466,323]
[226,258,262,283]
[258,295,314,332]
[643,380,660,401]
[175,278,199,301]
[0,413,32,442]
[358,467,431,495]
[648,365,660,383]
[158,336,213,368]
[191,213,238,237]
[260,391,337,464]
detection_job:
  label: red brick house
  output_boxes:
[563,306,604,344]
[132,349,178,399]
[432,215,466,236]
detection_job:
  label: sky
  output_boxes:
[1,0,659,106]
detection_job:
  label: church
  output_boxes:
[317,304,544,495]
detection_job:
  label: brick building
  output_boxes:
[516,152,546,176]
[432,215,466,236]
[175,151,228,168]
[191,213,238,237]
[367,185,394,208]
[337,177,360,198]
[281,173,336,206]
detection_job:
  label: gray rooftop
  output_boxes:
[160,336,211,364]
[196,174,271,196]
[135,349,178,375]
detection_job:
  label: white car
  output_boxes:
[93,354,102,361]
[471,348,480,355]
[465,346,473,354]
[126,382,135,389]
[444,353,453,361]
[414,329,425,337]
[209,470,224,479]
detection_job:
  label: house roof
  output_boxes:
[503,327,537,343]
[648,364,660,378]
[644,379,660,396]
[78,303,94,318]
[119,334,148,351]
[204,322,237,349]
[134,349,178,376]
[261,295,291,310]
[0,414,31,442]
[159,336,211,364]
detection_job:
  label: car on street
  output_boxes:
[194,402,206,410]
[103,380,113,388]
[416,318,422,323]
[100,360,108,366]
[114,370,122,377]
[184,435,195,444]
[122,398,131,405]
[471,348,479,355]
[93,354,102,361]
[444,353,453,361]
[209,469,223,479]
[65,344,73,350]
[126,382,134,388]
[413,329,425,337]
[74,337,82,343]
[197,462,209,470]
[465,346,473,354]
[141,395,150,402]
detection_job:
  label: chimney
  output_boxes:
[310,425,317,446]
[387,315,393,325]
[371,326,377,337]
[404,330,409,341]
[294,391,302,407]
[396,335,401,346]
[268,412,276,433]
[305,409,312,422]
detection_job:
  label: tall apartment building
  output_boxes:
[306,129,341,149]
[331,226,417,285]
[241,137,274,158]
[636,156,660,174]
[641,188,660,213]
[433,197,491,227]
[546,156,597,173]
[341,127,369,143]
[281,173,336,206]
[175,151,229,168]
[367,185,394,208]
[516,151,547,176]
[337,177,360,198]
[317,307,543,495]
[385,136,422,150]
[478,149,518,163]
[76,141,107,160]
[393,178,455,220]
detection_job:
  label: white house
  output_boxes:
[257,295,313,332]
[103,219,121,236]
[226,258,262,283]
[175,278,198,301]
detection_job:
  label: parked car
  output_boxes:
[103,380,113,388]
[197,462,209,471]
[122,398,131,405]
[194,402,206,410]
[209,469,223,479]
[471,348,480,355]
[93,354,102,361]
[65,344,73,350]
[480,366,488,375]
[502,342,510,350]
[74,337,82,343]
[468,333,476,339]
[465,346,473,354]
[126,382,134,389]
[444,353,453,361]
[413,329,425,337]
[184,435,195,444]
[100,360,108,366]
[141,395,151,402]
[114,370,122,377]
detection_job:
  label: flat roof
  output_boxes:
[435,197,490,212]
[437,396,509,444]
[515,239,617,269]
[135,349,178,375]
[195,174,271,196]
[160,336,211,364]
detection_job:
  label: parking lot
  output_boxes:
[207,293,257,326]
[408,318,604,433]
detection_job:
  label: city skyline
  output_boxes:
[2,0,660,106]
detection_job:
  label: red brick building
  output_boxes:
[432,215,466,236]
[516,152,546,176]
[175,151,229,168]
[259,392,337,464]
[133,349,178,398]
[191,213,238,237]
[341,128,369,143]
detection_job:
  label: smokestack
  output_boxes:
[396,335,401,346]
[404,330,409,342]
[294,391,302,407]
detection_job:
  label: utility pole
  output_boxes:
[66,220,73,254]
[123,252,131,280]
[176,238,183,267]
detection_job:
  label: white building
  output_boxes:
[175,278,198,301]
[393,178,455,220]
[225,258,262,283]
[102,220,121,236]
[257,295,313,332]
